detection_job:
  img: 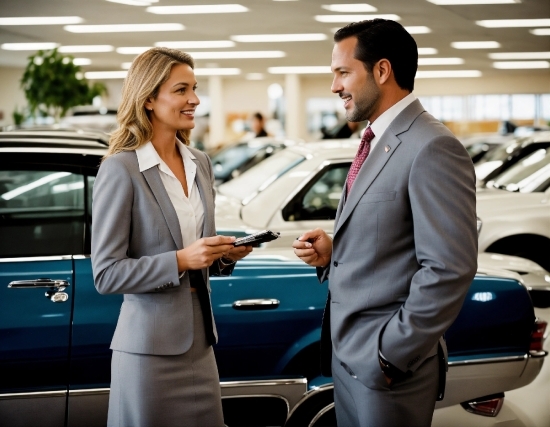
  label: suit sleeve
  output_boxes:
[91,155,181,295]
[379,135,478,373]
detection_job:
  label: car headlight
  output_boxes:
[476,216,483,235]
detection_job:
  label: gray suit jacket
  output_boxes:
[91,146,233,356]
[319,99,478,391]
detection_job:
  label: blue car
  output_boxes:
[0,130,546,427]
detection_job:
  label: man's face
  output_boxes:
[331,37,380,123]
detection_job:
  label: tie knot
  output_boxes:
[362,126,375,144]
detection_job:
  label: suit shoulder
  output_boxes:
[412,111,459,143]
[98,150,138,177]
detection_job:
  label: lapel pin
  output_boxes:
[385,145,391,152]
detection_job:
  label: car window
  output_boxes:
[282,163,350,221]
[490,148,550,192]
[0,169,86,257]
[211,143,259,179]
[479,137,529,163]
[218,150,305,201]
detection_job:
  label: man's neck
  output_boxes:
[370,88,411,124]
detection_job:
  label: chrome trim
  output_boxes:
[69,388,110,397]
[529,350,548,358]
[0,390,66,400]
[0,147,106,155]
[221,378,307,389]
[221,393,290,414]
[448,354,527,366]
[232,298,280,309]
[73,255,91,259]
[0,255,73,263]
[287,383,334,420]
[309,403,335,427]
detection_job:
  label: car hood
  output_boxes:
[215,194,250,235]
[476,188,544,215]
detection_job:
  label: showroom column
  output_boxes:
[285,73,303,140]
[208,75,225,148]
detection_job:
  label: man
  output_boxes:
[293,19,477,427]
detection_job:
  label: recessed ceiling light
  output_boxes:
[451,41,501,49]
[418,48,438,55]
[85,71,128,79]
[427,0,520,4]
[418,57,464,65]
[315,14,400,23]
[404,26,431,34]
[156,41,235,49]
[147,4,248,14]
[59,45,114,53]
[416,70,481,78]
[121,62,132,69]
[477,19,550,28]
[321,4,378,12]
[0,16,83,25]
[117,47,152,54]
[107,0,158,5]
[231,34,327,42]
[531,28,550,35]
[194,68,241,76]
[489,52,550,60]
[493,61,550,69]
[1,42,59,50]
[191,51,286,59]
[246,73,265,80]
[268,66,331,74]
[73,58,92,66]
[65,23,184,33]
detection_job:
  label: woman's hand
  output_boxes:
[176,235,236,271]
[222,244,254,263]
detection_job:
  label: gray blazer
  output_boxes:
[319,99,478,391]
[91,146,233,356]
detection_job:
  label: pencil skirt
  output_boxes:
[107,292,224,427]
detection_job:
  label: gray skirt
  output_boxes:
[107,292,224,427]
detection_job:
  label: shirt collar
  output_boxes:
[135,139,196,173]
[369,93,416,144]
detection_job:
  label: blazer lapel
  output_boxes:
[334,100,425,237]
[142,168,184,249]
[193,157,215,238]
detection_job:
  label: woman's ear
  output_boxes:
[144,98,153,112]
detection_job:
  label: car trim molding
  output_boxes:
[448,353,529,366]
[0,390,66,400]
[0,255,73,263]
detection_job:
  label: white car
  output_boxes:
[216,139,549,426]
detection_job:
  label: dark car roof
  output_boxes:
[0,129,109,152]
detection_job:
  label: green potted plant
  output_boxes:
[20,48,106,122]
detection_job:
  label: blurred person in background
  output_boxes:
[251,111,268,137]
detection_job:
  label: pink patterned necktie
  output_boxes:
[346,126,375,194]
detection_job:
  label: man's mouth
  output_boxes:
[341,95,352,108]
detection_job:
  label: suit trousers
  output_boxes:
[107,292,224,427]
[332,351,439,427]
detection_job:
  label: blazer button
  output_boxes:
[333,261,338,267]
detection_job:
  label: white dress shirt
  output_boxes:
[136,140,205,252]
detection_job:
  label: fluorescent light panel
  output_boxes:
[493,61,550,69]
[117,47,151,54]
[72,58,92,66]
[531,29,550,35]
[489,52,550,60]
[404,26,431,34]
[85,71,128,79]
[194,68,241,76]
[1,42,59,50]
[191,51,286,59]
[418,57,464,65]
[451,41,500,49]
[65,23,184,33]
[418,48,438,55]
[147,4,248,14]
[321,4,378,12]
[246,73,265,80]
[268,66,331,74]
[316,14,400,23]
[156,41,235,48]
[231,34,327,42]
[0,16,83,25]
[477,19,550,28]
[416,70,482,78]
[107,0,158,5]
[427,0,520,4]
[59,45,114,53]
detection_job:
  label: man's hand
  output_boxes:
[177,235,236,271]
[292,228,333,267]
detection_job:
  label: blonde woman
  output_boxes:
[91,47,252,427]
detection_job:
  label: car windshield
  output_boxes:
[490,148,550,192]
[479,137,530,163]
[211,143,261,178]
[217,149,305,201]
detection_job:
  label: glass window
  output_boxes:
[511,94,536,120]
[283,163,350,221]
[0,170,86,257]
[490,149,550,193]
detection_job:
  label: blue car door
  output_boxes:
[0,156,92,426]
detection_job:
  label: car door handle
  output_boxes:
[232,298,280,310]
[8,278,70,290]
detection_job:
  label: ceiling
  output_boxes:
[0,0,549,81]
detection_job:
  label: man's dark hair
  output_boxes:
[334,19,418,92]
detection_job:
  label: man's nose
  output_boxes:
[331,76,341,94]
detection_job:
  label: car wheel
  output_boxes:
[486,234,550,271]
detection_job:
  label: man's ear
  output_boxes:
[376,59,392,85]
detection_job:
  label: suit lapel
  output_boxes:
[142,167,184,249]
[193,156,215,238]
[334,100,425,237]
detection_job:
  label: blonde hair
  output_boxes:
[106,47,195,157]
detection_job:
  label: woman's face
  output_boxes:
[145,63,200,132]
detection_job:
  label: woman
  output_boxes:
[91,47,252,427]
